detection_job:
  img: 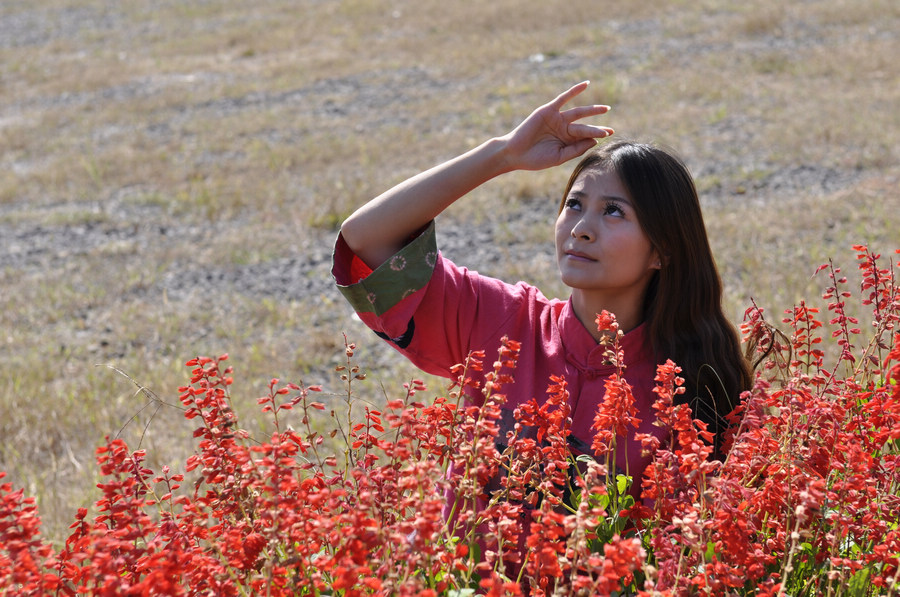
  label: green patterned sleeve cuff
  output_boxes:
[332,222,438,317]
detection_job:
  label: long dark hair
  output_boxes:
[560,140,752,455]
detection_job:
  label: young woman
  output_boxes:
[332,81,750,489]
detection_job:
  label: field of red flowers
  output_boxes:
[2,245,898,595]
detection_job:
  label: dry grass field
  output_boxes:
[1,0,898,543]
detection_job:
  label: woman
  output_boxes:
[332,81,750,487]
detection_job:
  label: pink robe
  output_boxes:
[332,222,668,491]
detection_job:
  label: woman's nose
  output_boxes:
[570,219,594,241]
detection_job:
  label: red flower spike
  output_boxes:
[595,309,619,333]
[3,247,898,595]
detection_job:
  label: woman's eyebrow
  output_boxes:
[568,189,632,206]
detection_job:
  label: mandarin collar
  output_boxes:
[559,297,652,377]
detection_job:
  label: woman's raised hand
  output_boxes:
[499,81,614,172]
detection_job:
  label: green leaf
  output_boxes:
[570,489,582,508]
[596,492,610,510]
[468,540,482,564]
[616,473,632,495]
[846,567,871,597]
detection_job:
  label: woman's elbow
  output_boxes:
[339,212,366,250]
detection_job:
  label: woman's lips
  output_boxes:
[565,250,596,262]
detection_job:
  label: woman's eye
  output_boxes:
[565,198,582,211]
[603,202,624,217]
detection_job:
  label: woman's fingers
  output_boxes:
[562,104,611,123]
[503,82,614,170]
[567,122,615,139]
[557,137,604,163]
[550,80,591,109]
[550,83,614,140]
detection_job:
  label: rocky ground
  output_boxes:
[2,1,893,310]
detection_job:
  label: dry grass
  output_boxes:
[1,0,898,543]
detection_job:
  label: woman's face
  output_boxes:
[555,166,660,315]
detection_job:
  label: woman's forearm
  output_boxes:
[339,136,513,270]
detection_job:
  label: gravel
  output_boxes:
[0,0,885,319]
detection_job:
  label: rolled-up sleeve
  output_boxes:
[333,222,438,317]
[332,222,529,380]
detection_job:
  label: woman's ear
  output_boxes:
[651,250,669,270]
